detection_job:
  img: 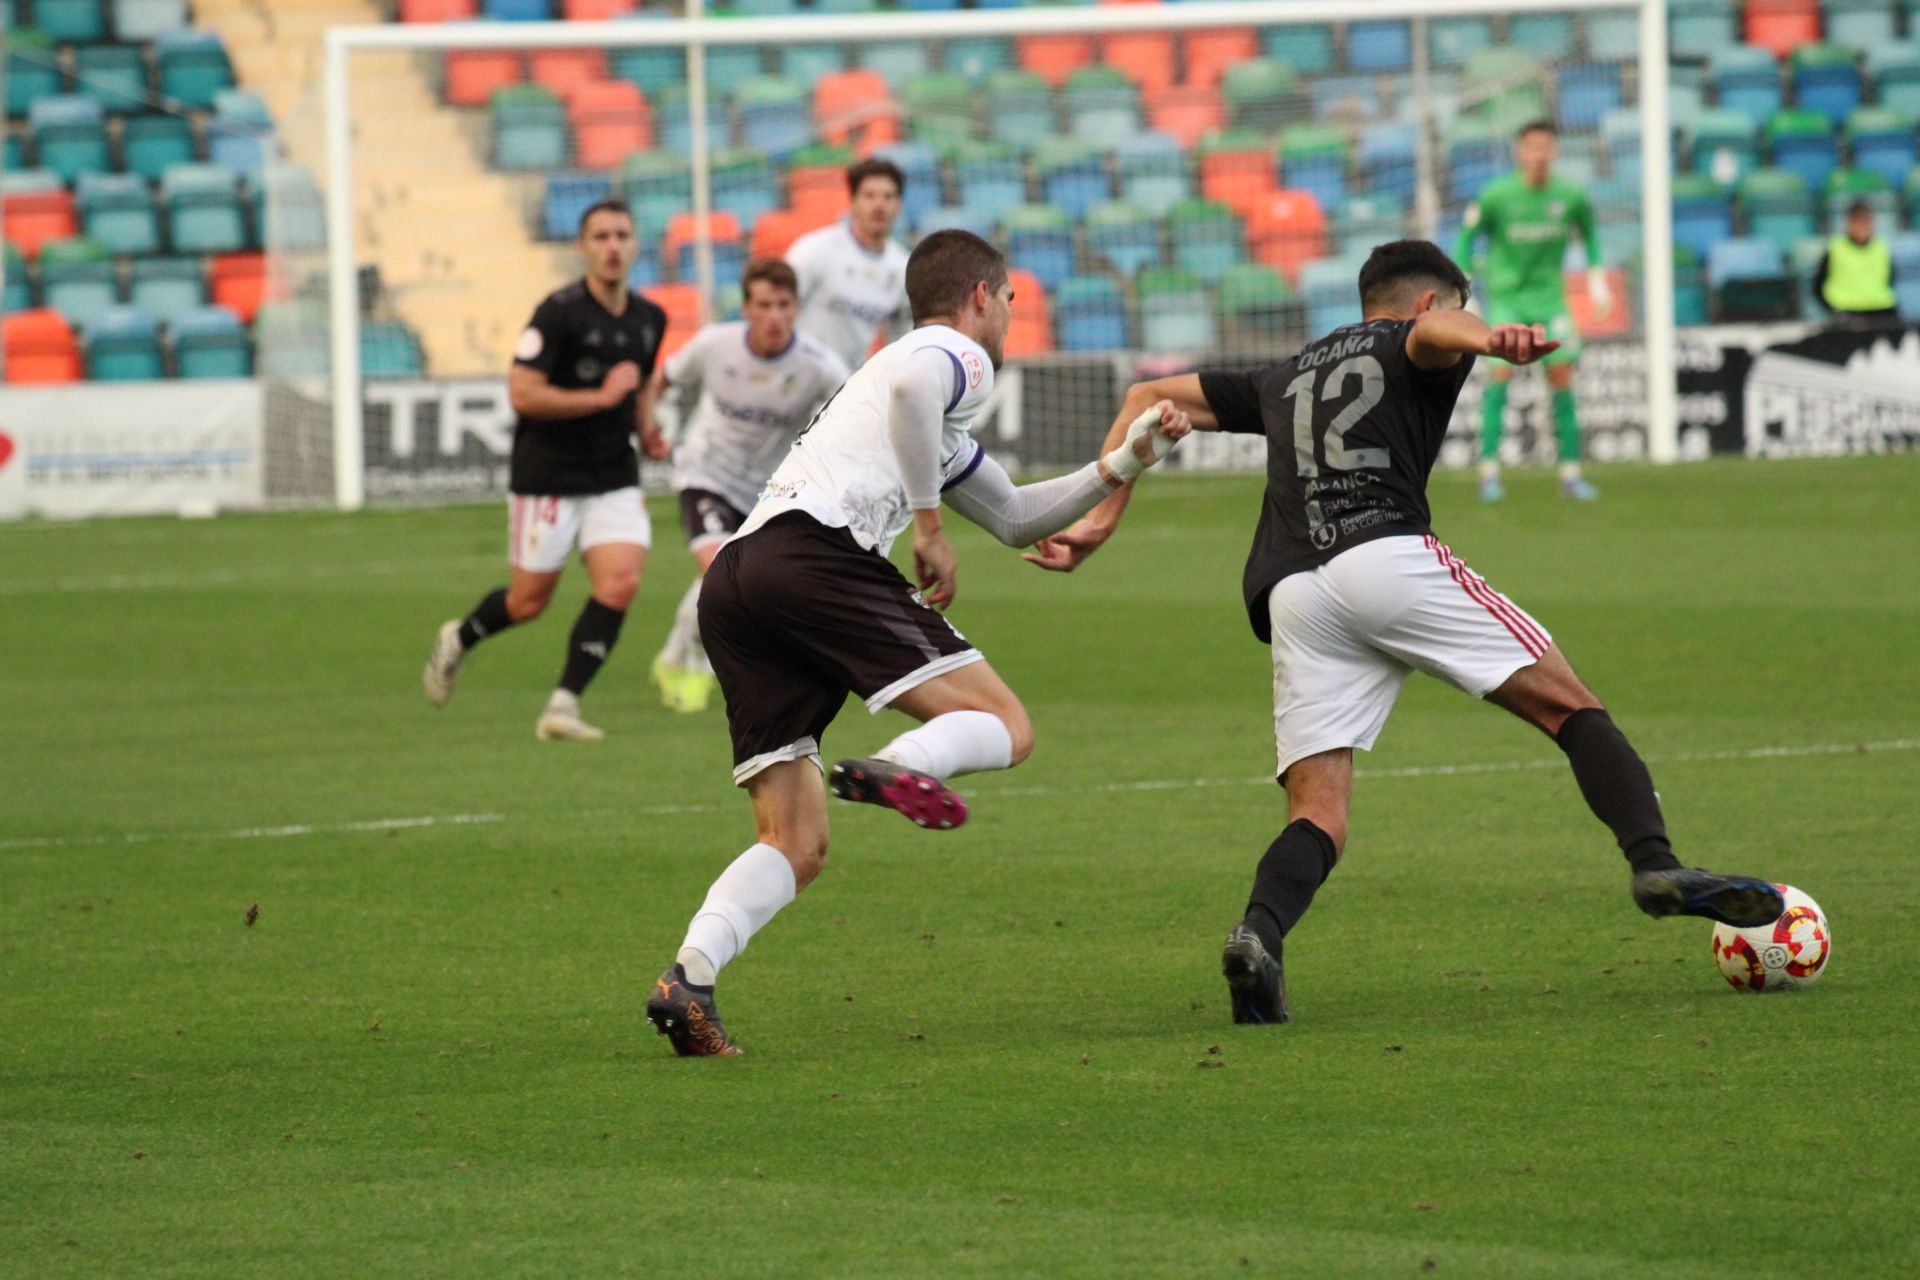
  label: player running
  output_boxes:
[422,199,669,741]
[1028,240,1784,1026]
[1454,120,1610,503]
[644,230,1190,1056]
[786,158,910,370]
[649,259,851,713]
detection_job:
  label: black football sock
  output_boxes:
[1245,819,1339,950]
[456,587,514,650]
[1555,707,1682,875]
[557,598,628,697]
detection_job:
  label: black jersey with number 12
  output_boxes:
[1199,317,1476,641]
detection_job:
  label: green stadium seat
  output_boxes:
[1259,26,1333,77]
[1428,17,1494,69]
[607,21,684,98]
[1220,58,1297,134]
[1686,108,1760,184]
[78,173,161,256]
[1064,65,1139,148]
[490,83,568,170]
[1736,168,1815,255]
[156,31,235,111]
[945,36,1013,85]
[1669,0,1738,63]
[172,304,251,378]
[858,41,931,89]
[900,71,975,149]
[1823,167,1895,225]
[74,45,152,115]
[124,114,198,181]
[1764,107,1838,192]
[361,320,425,378]
[702,46,765,98]
[35,0,108,43]
[1279,124,1350,209]
[7,32,63,118]
[985,69,1056,151]
[128,256,206,325]
[620,150,691,240]
[86,307,165,380]
[1462,49,1548,134]
[2,169,67,195]
[1585,10,1640,60]
[779,42,846,86]
[255,301,329,377]
[710,147,779,228]
[30,96,112,186]
[1507,13,1575,60]
[1168,197,1243,283]
[1868,43,1920,117]
[1084,200,1160,277]
[1332,194,1407,258]
[1845,107,1917,191]
[115,0,189,40]
[39,237,120,330]
[735,75,809,158]
[1136,265,1215,350]
[655,84,730,157]
[1217,262,1293,344]
[162,163,249,254]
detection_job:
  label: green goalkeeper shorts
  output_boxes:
[1486,302,1582,367]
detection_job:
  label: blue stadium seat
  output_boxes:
[123,113,198,181]
[625,246,661,289]
[1115,132,1189,219]
[86,307,165,380]
[74,45,151,115]
[1709,46,1782,129]
[1002,204,1074,292]
[7,34,63,120]
[912,205,995,240]
[1445,127,1508,204]
[128,256,205,326]
[484,0,549,18]
[1260,25,1335,76]
[987,70,1058,152]
[155,30,235,111]
[1168,199,1243,284]
[1672,174,1735,258]
[1054,274,1127,351]
[173,305,251,378]
[737,77,809,158]
[1332,195,1407,259]
[1508,14,1575,61]
[1357,123,1417,202]
[1890,233,1920,320]
[1868,43,1920,117]
[40,239,120,330]
[1557,63,1621,132]
[1427,17,1493,69]
[361,320,425,378]
[36,0,108,43]
[255,164,326,252]
[1847,108,1917,192]
[778,43,846,86]
[1136,267,1215,351]
[1036,141,1111,221]
[1767,109,1839,193]
[490,85,568,170]
[1065,67,1140,149]
[2,244,32,314]
[1299,257,1364,335]
[710,149,779,228]
[1737,168,1816,256]
[858,41,930,88]
[621,151,691,241]
[1669,0,1738,63]
[30,96,112,186]
[208,93,275,179]
[79,172,161,256]
[1584,10,1640,61]
[945,37,1012,84]
[1347,21,1410,74]
[542,172,615,241]
[1686,109,1759,184]
[954,145,1028,226]
[162,163,249,254]
[875,142,941,228]
[1311,76,1381,123]
[1708,236,1796,321]
[115,0,189,40]
[1084,201,1160,277]
[705,47,766,98]
[608,15,685,97]
[1792,46,1864,130]
[1601,108,1643,186]
[1826,0,1899,51]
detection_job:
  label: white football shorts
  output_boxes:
[507,487,652,573]
[1267,533,1551,778]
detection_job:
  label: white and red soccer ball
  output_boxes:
[1711,885,1830,992]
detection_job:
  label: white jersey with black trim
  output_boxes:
[665,322,850,515]
[737,324,994,556]
[787,220,910,371]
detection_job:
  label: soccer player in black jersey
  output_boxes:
[1027,240,1785,1025]
[423,200,671,741]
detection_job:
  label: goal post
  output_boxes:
[318,0,1676,510]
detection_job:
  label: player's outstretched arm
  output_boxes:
[1024,376,1216,573]
[1406,310,1560,371]
[945,402,1190,550]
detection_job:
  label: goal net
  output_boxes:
[300,0,1675,508]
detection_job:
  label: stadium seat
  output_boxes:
[1310,74,1383,125]
[490,84,568,170]
[654,84,731,157]
[665,211,742,283]
[1906,169,1920,231]
[1217,262,1292,345]
[1825,0,1898,50]
[1600,108,1642,186]
[1461,49,1548,134]
[3,244,31,314]
[1708,236,1797,321]
[1845,108,1917,192]
[163,164,248,254]
[1868,43,1920,116]
[1260,25,1335,77]
[1168,197,1243,283]
[255,301,329,377]
[621,150,691,240]
[445,50,523,107]
[1185,27,1259,91]
[641,282,702,360]
[5,33,61,121]
[128,256,205,325]
[1246,189,1327,283]
[1557,63,1622,133]
[1585,9,1641,60]
[116,0,189,39]
[1738,168,1816,255]
[1824,166,1895,224]
[1744,0,1822,59]
[1098,29,1175,95]
[1765,108,1838,192]
[1507,13,1575,61]
[1053,274,1126,351]
[484,0,550,18]
[172,304,250,378]
[1670,244,1709,325]
[1444,121,1508,204]
[404,0,477,18]
[750,207,817,260]
[874,142,941,227]
[1144,82,1224,149]
[208,92,275,180]
[85,307,164,380]
[1687,109,1760,184]
[1002,204,1074,292]
[2,309,83,383]
[30,96,112,186]
[786,144,853,221]
[780,42,847,88]
[1003,268,1052,357]
[78,173,161,257]
[1427,16,1494,70]
[1016,33,1094,88]
[1064,66,1140,148]
[1708,46,1782,129]
[1671,173,1735,258]
[39,237,119,330]
[254,164,326,252]
[1084,201,1160,277]
[1298,256,1364,334]
[36,0,108,42]
[986,70,1060,152]
[953,141,1028,226]
[1357,123,1417,203]
[565,81,650,169]
[210,252,280,324]
[815,70,895,151]
[899,71,975,149]
[1791,44,1863,130]
[1347,20,1411,74]
[913,204,995,240]
[1199,131,1278,219]
[1890,232,1920,320]
[155,30,235,110]
[1220,58,1297,135]
[1034,138,1110,220]
[607,20,684,99]
[1115,132,1189,218]
[858,41,931,89]
[362,321,426,378]
[1279,125,1349,210]
[1136,265,1215,350]
[1331,194,1405,260]
[737,76,810,158]
[74,44,151,115]
[527,49,607,101]
[1788,235,1830,319]
[710,148,779,229]
[4,188,79,260]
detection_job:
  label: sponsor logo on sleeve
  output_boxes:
[515,328,544,361]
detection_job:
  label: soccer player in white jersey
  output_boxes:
[644,230,1192,1056]
[1029,240,1784,1026]
[649,259,851,713]
[785,158,910,370]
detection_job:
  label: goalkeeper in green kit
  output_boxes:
[1455,120,1610,503]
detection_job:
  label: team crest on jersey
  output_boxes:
[577,358,603,382]
[1311,524,1337,550]
[515,327,543,361]
[584,329,603,347]
[962,350,986,389]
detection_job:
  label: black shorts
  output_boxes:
[678,489,748,548]
[699,512,983,785]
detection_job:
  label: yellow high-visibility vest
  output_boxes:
[1823,237,1895,311]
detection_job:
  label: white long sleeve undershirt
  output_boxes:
[886,346,953,512]
[944,451,1115,548]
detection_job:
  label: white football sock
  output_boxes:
[545,688,580,716]
[675,842,797,985]
[873,710,1013,779]
[662,579,702,667]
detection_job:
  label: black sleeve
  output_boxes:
[1198,369,1267,435]
[637,298,667,377]
[1811,252,1835,312]
[1388,318,1476,396]
[514,297,567,377]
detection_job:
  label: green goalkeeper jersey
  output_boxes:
[1453,173,1602,315]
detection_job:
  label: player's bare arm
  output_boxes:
[634,363,670,460]
[1405,308,1560,371]
[508,360,638,420]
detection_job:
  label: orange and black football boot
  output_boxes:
[645,964,742,1057]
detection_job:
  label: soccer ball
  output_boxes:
[1710,885,1830,992]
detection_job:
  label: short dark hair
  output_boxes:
[741,258,798,299]
[1846,199,1875,219]
[905,229,1008,323]
[846,157,906,198]
[1516,119,1558,141]
[578,198,634,237]
[1358,240,1472,312]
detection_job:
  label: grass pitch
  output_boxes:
[3,456,1917,1278]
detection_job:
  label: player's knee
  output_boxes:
[594,571,640,610]
[506,588,550,622]
[999,705,1035,766]
[779,829,829,887]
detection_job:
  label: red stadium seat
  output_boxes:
[1200,145,1278,217]
[400,0,476,20]
[1184,27,1258,90]
[210,252,285,324]
[1745,0,1821,58]
[664,211,742,265]
[751,206,836,260]
[569,81,651,167]
[1100,30,1177,93]
[564,0,633,17]
[1018,33,1095,87]
[1245,189,1327,284]
[3,191,78,260]
[444,50,523,107]
[1566,268,1630,338]
[1004,268,1053,357]
[788,164,851,222]
[642,283,705,359]
[2,309,82,383]
[1145,83,1223,147]
[814,70,897,150]
[528,48,607,100]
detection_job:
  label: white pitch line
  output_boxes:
[3,738,1915,854]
